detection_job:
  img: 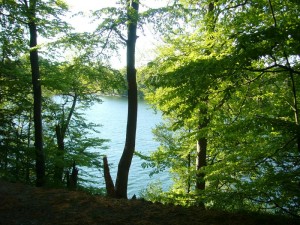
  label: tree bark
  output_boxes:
[288,70,300,153]
[187,152,191,194]
[26,111,32,183]
[115,0,139,199]
[196,137,207,190]
[195,99,209,191]
[54,124,65,183]
[54,94,78,184]
[103,156,116,197]
[67,161,78,190]
[195,106,209,208]
[27,0,45,187]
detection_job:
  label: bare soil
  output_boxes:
[0,180,298,225]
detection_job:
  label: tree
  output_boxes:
[0,58,34,183]
[42,57,123,187]
[1,0,127,191]
[1,0,70,186]
[115,0,139,199]
[141,0,300,216]
[26,0,45,187]
[91,0,140,198]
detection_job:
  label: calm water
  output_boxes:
[83,96,170,196]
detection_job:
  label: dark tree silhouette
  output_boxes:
[115,0,139,199]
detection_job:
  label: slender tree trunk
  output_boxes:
[289,71,300,153]
[195,107,209,209]
[187,152,191,194]
[54,94,78,184]
[195,99,209,191]
[15,126,20,181]
[115,0,139,199]
[196,137,207,190]
[54,124,65,183]
[67,161,78,190]
[289,73,300,191]
[28,1,45,187]
[103,156,116,197]
[26,112,32,183]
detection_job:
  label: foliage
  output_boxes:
[0,57,35,183]
[0,54,116,187]
[1,0,300,217]
[140,0,300,217]
[0,0,126,191]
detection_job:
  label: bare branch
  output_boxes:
[98,28,114,56]
[268,0,277,28]
[244,64,300,75]
[112,26,128,44]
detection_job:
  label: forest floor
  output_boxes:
[0,180,299,225]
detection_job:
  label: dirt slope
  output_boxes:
[0,180,298,225]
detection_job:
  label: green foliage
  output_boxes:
[140,180,204,207]
[0,57,35,183]
[1,0,300,216]
[0,0,126,190]
[1,0,70,37]
[140,0,300,217]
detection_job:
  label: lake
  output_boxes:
[83,96,170,197]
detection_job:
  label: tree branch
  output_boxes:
[268,0,277,27]
[61,93,78,138]
[98,28,114,56]
[224,0,248,10]
[112,26,128,44]
[244,64,300,75]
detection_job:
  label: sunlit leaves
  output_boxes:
[141,0,300,216]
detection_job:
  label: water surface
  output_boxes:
[84,96,170,196]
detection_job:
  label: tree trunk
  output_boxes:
[187,152,191,194]
[115,0,139,199]
[289,71,300,153]
[196,137,207,190]
[195,99,209,191]
[54,94,78,184]
[195,105,209,208]
[103,156,116,197]
[67,161,78,190]
[28,0,45,187]
[26,111,32,183]
[195,2,214,192]
[54,124,65,184]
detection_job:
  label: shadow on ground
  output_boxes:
[0,180,298,225]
